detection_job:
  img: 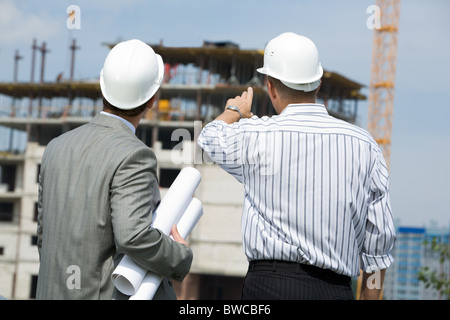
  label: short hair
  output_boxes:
[268,76,319,101]
[102,97,149,117]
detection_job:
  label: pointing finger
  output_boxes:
[246,87,253,101]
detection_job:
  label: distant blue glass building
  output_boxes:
[383,226,449,300]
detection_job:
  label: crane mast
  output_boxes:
[367,0,401,170]
[357,0,401,300]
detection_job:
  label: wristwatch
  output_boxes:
[226,105,243,119]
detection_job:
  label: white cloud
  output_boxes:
[0,0,60,44]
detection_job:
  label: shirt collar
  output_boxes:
[100,111,136,134]
[280,103,329,116]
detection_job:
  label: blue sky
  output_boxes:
[0,0,449,228]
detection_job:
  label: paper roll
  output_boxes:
[152,167,201,234]
[175,198,203,239]
[129,274,164,300]
[130,198,203,300]
[112,167,202,296]
[111,255,147,296]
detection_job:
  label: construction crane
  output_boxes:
[357,0,401,300]
[367,0,401,170]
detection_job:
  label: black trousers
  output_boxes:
[241,260,354,300]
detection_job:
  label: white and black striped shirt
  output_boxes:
[198,104,396,277]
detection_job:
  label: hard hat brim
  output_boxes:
[257,65,323,92]
[280,79,322,92]
[256,67,269,76]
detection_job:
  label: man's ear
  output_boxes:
[316,80,322,95]
[146,95,157,110]
[141,96,157,119]
[267,78,277,101]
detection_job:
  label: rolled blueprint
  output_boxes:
[130,198,203,300]
[152,166,202,234]
[111,255,148,296]
[112,167,202,296]
[174,198,203,240]
[129,273,163,300]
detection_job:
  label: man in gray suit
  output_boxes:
[36,39,193,299]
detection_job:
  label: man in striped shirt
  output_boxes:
[197,33,395,300]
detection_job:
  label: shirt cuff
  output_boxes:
[360,252,394,273]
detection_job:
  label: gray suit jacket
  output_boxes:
[36,113,193,299]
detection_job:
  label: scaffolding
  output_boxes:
[0,41,365,138]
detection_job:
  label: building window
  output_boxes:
[34,202,38,222]
[158,128,193,150]
[31,235,38,246]
[30,275,38,299]
[0,247,4,255]
[0,164,16,192]
[0,202,14,222]
[36,164,41,183]
[159,168,181,188]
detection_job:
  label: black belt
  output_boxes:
[248,260,351,285]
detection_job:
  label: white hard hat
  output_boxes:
[100,39,164,110]
[257,32,323,92]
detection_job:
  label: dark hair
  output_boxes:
[268,76,319,101]
[102,97,149,117]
